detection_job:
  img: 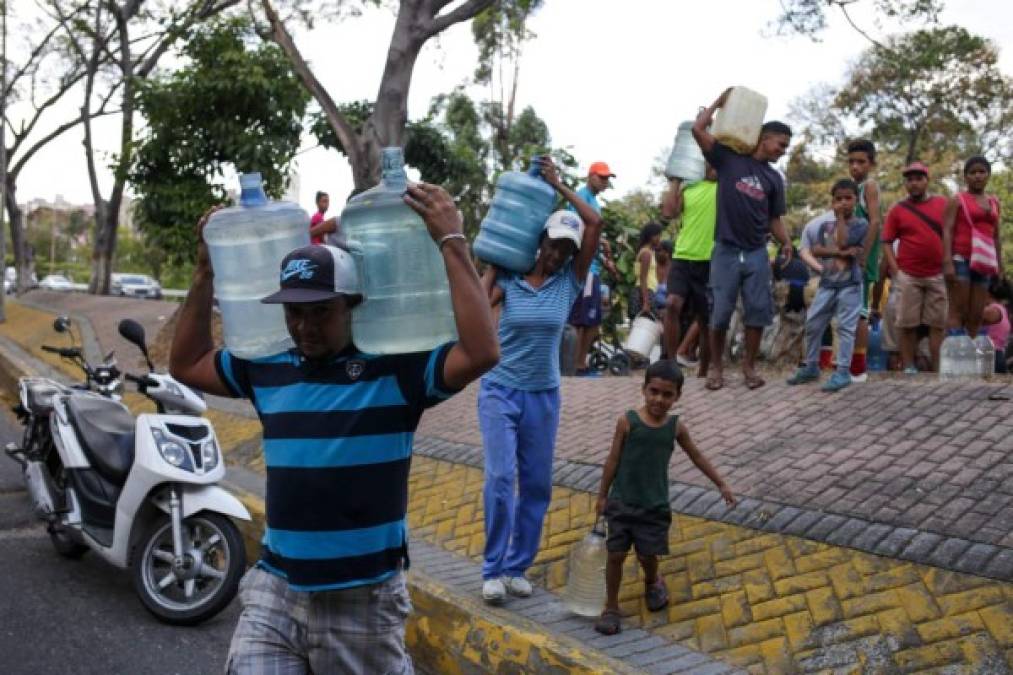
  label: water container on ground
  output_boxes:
[664,121,705,183]
[975,333,995,380]
[711,86,768,155]
[204,172,310,359]
[473,160,557,273]
[340,147,457,355]
[563,520,607,617]
[867,318,887,371]
[939,329,976,381]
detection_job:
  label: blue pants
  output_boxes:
[477,380,560,580]
[709,241,774,330]
[805,285,862,370]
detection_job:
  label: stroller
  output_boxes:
[586,281,634,376]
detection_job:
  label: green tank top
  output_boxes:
[857,181,881,283]
[609,410,678,511]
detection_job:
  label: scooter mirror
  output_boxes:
[118,319,154,370]
[53,316,70,333]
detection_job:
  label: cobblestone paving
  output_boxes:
[409,455,1013,674]
[419,375,1013,550]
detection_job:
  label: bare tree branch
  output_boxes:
[259,0,361,160]
[428,0,494,38]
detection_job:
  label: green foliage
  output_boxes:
[130,17,310,265]
[600,190,662,328]
[772,0,942,39]
[471,0,543,85]
[835,26,1012,165]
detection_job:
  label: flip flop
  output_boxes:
[744,374,766,390]
[594,609,622,635]
[705,374,724,391]
[645,579,669,612]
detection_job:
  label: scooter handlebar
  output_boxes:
[124,372,158,388]
[41,345,82,359]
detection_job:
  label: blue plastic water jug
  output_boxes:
[204,172,310,359]
[341,147,457,355]
[867,318,886,371]
[473,160,557,273]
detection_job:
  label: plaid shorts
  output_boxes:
[226,566,414,675]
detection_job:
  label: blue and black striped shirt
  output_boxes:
[215,343,456,590]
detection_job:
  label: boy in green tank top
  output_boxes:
[593,360,735,635]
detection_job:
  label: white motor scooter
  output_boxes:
[6,317,250,625]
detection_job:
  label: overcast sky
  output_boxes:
[10,0,1013,216]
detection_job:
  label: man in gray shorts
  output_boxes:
[692,88,793,390]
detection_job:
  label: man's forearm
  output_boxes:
[443,240,497,364]
[170,270,215,375]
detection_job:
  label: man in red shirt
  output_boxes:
[881,162,949,372]
[310,190,338,245]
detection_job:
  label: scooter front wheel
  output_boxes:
[132,511,245,625]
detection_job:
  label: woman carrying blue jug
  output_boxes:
[478,157,604,604]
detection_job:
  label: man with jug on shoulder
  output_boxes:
[170,183,499,674]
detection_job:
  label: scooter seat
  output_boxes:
[66,395,135,484]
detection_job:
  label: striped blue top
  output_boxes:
[215,343,457,590]
[485,261,581,391]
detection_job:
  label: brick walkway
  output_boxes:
[409,455,1013,673]
[419,375,1013,551]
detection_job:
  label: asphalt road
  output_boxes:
[0,397,241,675]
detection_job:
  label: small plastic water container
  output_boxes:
[563,521,607,617]
[473,160,557,273]
[625,315,663,359]
[939,329,977,381]
[712,86,768,155]
[204,172,310,359]
[341,147,457,355]
[664,121,705,182]
[975,333,995,380]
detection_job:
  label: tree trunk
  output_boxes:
[3,175,32,294]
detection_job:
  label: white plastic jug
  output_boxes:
[204,173,310,359]
[563,520,607,617]
[975,333,995,380]
[664,121,705,182]
[625,316,662,359]
[712,86,768,155]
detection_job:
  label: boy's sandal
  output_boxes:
[744,374,766,390]
[645,580,670,612]
[705,374,724,390]
[594,609,622,635]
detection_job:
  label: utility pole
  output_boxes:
[0,0,8,323]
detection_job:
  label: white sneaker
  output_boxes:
[504,576,533,597]
[676,354,699,368]
[482,578,506,604]
[851,372,868,383]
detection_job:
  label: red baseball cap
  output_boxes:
[588,161,615,178]
[902,161,930,178]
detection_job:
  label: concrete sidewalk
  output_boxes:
[5,294,1012,673]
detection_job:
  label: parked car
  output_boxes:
[111,273,163,300]
[38,274,74,292]
[5,267,38,294]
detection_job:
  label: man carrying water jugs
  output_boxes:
[170,184,498,674]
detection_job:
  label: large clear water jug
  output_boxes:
[712,86,768,155]
[975,333,995,379]
[204,173,310,359]
[939,330,976,380]
[664,121,705,182]
[563,520,607,617]
[341,147,456,355]
[473,160,557,273]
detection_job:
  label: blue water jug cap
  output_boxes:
[381,147,407,190]
[526,157,546,179]
[238,172,268,207]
